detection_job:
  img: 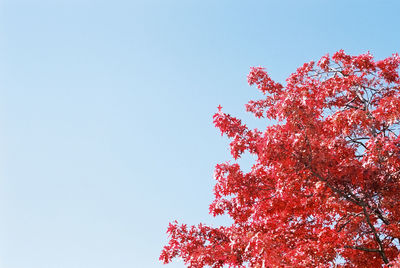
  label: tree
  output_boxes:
[160,51,400,267]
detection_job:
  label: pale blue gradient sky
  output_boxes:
[1,1,399,267]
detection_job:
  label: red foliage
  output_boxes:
[160,51,400,267]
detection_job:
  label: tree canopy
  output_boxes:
[160,51,400,267]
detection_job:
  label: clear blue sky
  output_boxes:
[1,1,399,267]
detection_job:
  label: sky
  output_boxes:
[0,0,400,267]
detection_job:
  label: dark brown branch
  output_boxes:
[346,136,368,150]
[336,212,363,232]
[362,206,389,264]
[344,245,380,252]
[302,150,390,226]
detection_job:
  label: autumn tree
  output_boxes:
[160,51,400,267]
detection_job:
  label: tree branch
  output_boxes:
[344,245,380,252]
[362,206,389,264]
